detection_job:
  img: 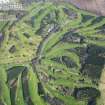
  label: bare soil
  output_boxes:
[52,0,105,16]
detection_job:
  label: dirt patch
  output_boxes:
[51,0,105,16]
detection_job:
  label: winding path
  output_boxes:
[99,67,105,105]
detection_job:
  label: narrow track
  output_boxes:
[99,67,105,105]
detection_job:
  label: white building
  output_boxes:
[0,0,10,3]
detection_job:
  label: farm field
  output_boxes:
[0,1,105,105]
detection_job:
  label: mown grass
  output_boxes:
[0,1,105,105]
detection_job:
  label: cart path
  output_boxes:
[99,67,105,105]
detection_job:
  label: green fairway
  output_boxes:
[0,1,105,105]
